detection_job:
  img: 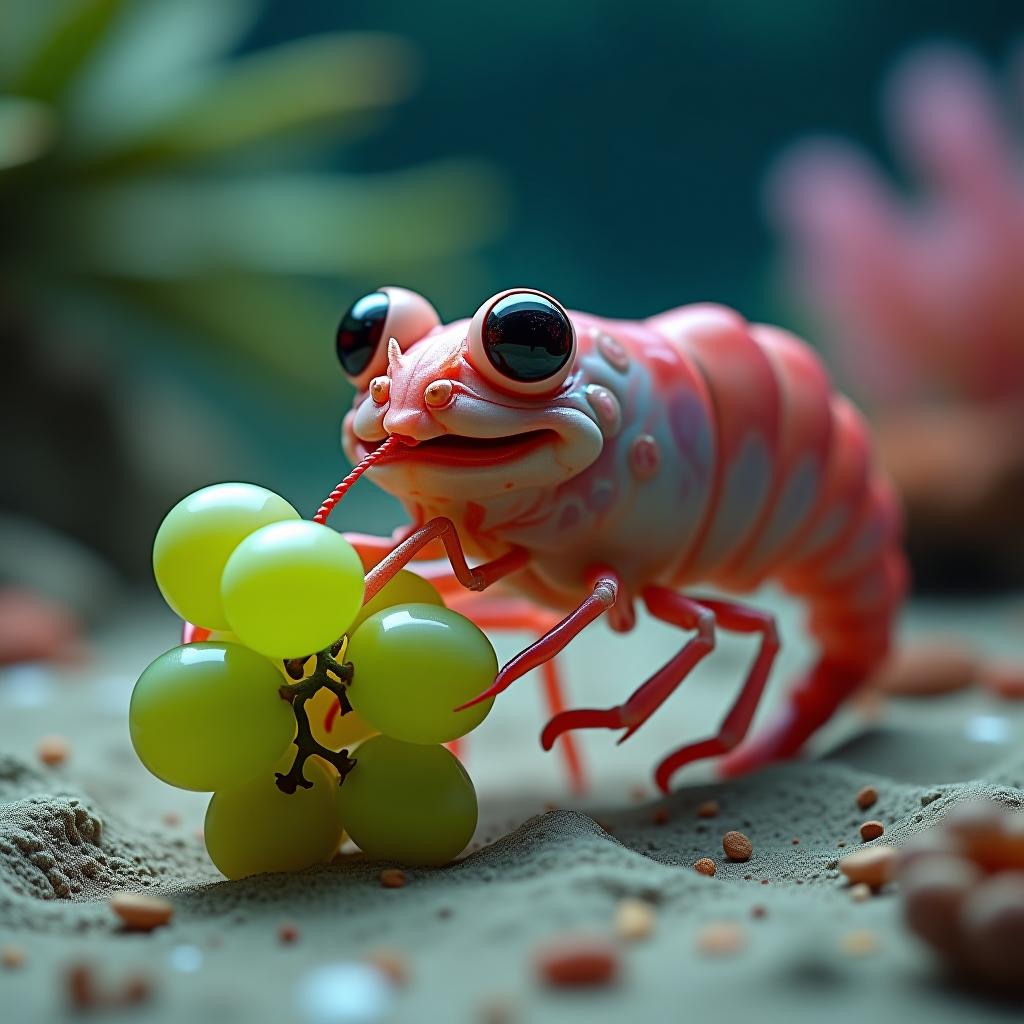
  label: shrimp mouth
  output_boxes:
[357,429,557,467]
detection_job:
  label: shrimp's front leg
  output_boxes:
[458,568,621,708]
[360,517,529,601]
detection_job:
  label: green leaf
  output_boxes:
[106,273,344,395]
[56,162,507,277]
[64,0,258,152]
[88,33,419,171]
[0,96,55,170]
[12,0,128,104]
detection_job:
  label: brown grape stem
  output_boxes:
[276,647,356,794]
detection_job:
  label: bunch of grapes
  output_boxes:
[130,482,497,878]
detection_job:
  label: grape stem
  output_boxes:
[276,643,356,794]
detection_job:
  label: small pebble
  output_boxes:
[750,905,767,919]
[379,869,406,889]
[697,801,720,818]
[868,642,976,697]
[366,949,409,987]
[278,923,300,945]
[66,963,99,1010]
[977,660,1024,700]
[161,812,180,827]
[110,892,173,932]
[652,808,669,826]
[478,994,518,1024]
[791,837,800,845]
[535,936,619,988]
[839,845,897,889]
[2,945,25,969]
[860,820,885,842]
[840,930,879,957]
[723,830,753,862]
[118,975,153,1006]
[614,898,656,941]
[856,786,878,810]
[849,883,872,903]
[37,734,69,767]
[696,922,745,956]
[694,858,717,877]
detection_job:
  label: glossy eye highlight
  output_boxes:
[336,291,389,380]
[468,289,576,395]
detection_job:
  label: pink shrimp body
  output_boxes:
[338,287,906,788]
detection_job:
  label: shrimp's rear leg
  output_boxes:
[540,587,716,750]
[654,599,779,793]
[716,657,866,779]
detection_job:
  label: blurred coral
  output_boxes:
[0,0,504,574]
[769,46,1024,585]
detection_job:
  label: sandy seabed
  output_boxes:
[2,588,1024,1023]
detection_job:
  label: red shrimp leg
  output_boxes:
[540,587,715,750]
[653,599,780,793]
[363,517,529,603]
[456,570,620,711]
[717,657,865,778]
[454,595,586,793]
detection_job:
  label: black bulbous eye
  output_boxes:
[482,294,573,383]
[336,291,389,377]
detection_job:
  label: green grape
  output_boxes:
[129,642,294,791]
[153,483,299,630]
[349,569,443,634]
[205,755,343,879]
[335,736,476,866]
[221,521,364,659]
[346,603,496,744]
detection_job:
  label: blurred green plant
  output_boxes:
[0,0,504,578]
[0,0,504,392]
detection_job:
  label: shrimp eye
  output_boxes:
[481,293,574,384]
[336,291,389,378]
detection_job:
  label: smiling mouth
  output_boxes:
[360,429,556,467]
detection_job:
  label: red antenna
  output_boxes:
[313,435,399,526]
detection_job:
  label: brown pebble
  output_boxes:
[37,734,69,767]
[696,922,745,956]
[860,820,885,842]
[977,660,1024,700]
[652,808,670,826]
[1,945,25,969]
[379,869,406,889]
[614,898,656,940]
[366,948,409,986]
[535,936,619,987]
[750,905,767,919]
[840,930,878,957]
[478,994,518,1024]
[723,830,753,862]
[791,837,800,845]
[109,892,173,931]
[962,873,1024,987]
[161,812,180,827]
[66,963,99,1010]
[849,883,872,903]
[868,642,976,697]
[278,923,300,944]
[856,786,878,810]
[694,857,717,877]
[118,975,153,1006]
[839,845,897,889]
[697,800,719,818]
[902,855,979,956]
[629,785,648,803]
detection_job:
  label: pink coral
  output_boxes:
[770,45,1024,407]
